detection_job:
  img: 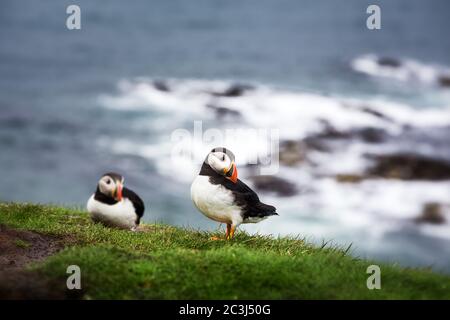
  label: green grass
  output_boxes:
[0,202,449,299]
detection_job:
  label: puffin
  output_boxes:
[191,147,278,240]
[87,172,145,231]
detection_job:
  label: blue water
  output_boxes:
[1,0,450,271]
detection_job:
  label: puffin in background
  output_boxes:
[87,172,145,231]
[191,147,278,240]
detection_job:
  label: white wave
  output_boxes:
[98,79,214,118]
[98,78,450,139]
[351,54,450,86]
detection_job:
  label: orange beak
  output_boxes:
[115,183,123,201]
[225,162,238,183]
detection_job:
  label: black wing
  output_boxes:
[210,176,277,219]
[123,187,145,225]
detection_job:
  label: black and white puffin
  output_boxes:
[87,172,145,231]
[191,147,278,240]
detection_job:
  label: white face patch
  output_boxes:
[98,175,117,197]
[207,152,232,175]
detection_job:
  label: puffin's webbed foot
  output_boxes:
[210,223,233,241]
[226,225,236,240]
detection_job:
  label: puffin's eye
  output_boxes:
[106,179,111,185]
[221,154,225,161]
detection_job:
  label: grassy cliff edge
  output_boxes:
[0,203,449,299]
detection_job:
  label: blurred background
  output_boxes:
[1,0,450,272]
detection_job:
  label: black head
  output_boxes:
[200,147,238,183]
[209,147,235,161]
[96,172,125,201]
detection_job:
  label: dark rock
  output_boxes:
[302,137,331,152]
[415,202,446,224]
[248,175,298,197]
[279,140,307,166]
[278,136,330,168]
[366,153,450,180]
[308,122,387,145]
[335,174,364,183]
[278,125,387,169]
[438,75,450,88]
[318,120,349,139]
[354,127,387,143]
[153,80,170,92]
[377,57,401,68]
[211,84,254,97]
[360,107,394,122]
[206,104,241,118]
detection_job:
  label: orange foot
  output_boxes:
[226,225,236,240]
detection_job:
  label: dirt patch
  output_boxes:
[0,225,81,299]
[0,225,62,271]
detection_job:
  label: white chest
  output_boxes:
[190,176,243,225]
[87,195,137,230]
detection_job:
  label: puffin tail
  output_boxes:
[257,202,278,216]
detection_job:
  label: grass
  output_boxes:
[14,239,31,249]
[0,202,449,299]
